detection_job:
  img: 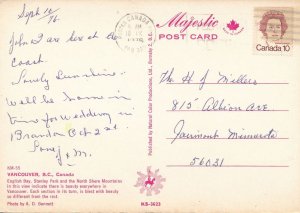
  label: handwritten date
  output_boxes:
[17,3,60,25]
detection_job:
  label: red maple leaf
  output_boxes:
[227,20,239,31]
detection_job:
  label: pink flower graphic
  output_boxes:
[227,20,239,31]
[134,166,166,196]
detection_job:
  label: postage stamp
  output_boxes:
[115,13,156,53]
[253,7,293,55]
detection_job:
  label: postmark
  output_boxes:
[115,13,156,53]
[253,7,293,55]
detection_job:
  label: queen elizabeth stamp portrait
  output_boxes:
[254,7,293,54]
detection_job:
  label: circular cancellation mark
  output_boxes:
[115,13,156,53]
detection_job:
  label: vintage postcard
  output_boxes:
[0,0,299,212]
